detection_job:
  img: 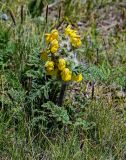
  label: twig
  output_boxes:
[58,6,61,22]
[8,9,16,26]
[45,5,48,24]
[21,5,24,24]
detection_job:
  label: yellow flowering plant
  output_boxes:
[41,25,83,84]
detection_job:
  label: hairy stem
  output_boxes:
[57,82,67,107]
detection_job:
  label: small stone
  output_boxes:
[1,14,9,21]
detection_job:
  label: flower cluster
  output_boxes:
[45,29,59,54]
[41,26,83,82]
[65,25,82,48]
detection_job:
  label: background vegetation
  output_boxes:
[0,0,126,159]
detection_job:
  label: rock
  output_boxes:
[1,14,9,21]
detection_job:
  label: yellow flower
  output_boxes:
[45,34,51,44]
[58,58,66,71]
[50,39,59,53]
[45,61,55,72]
[61,68,72,82]
[51,29,59,39]
[40,51,48,61]
[65,25,77,37]
[50,46,58,53]
[65,25,72,35]
[70,35,82,47]
[65,25,82,48]
[51,39,59,46]
[72,73,83,82]
[45,29,59,44]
